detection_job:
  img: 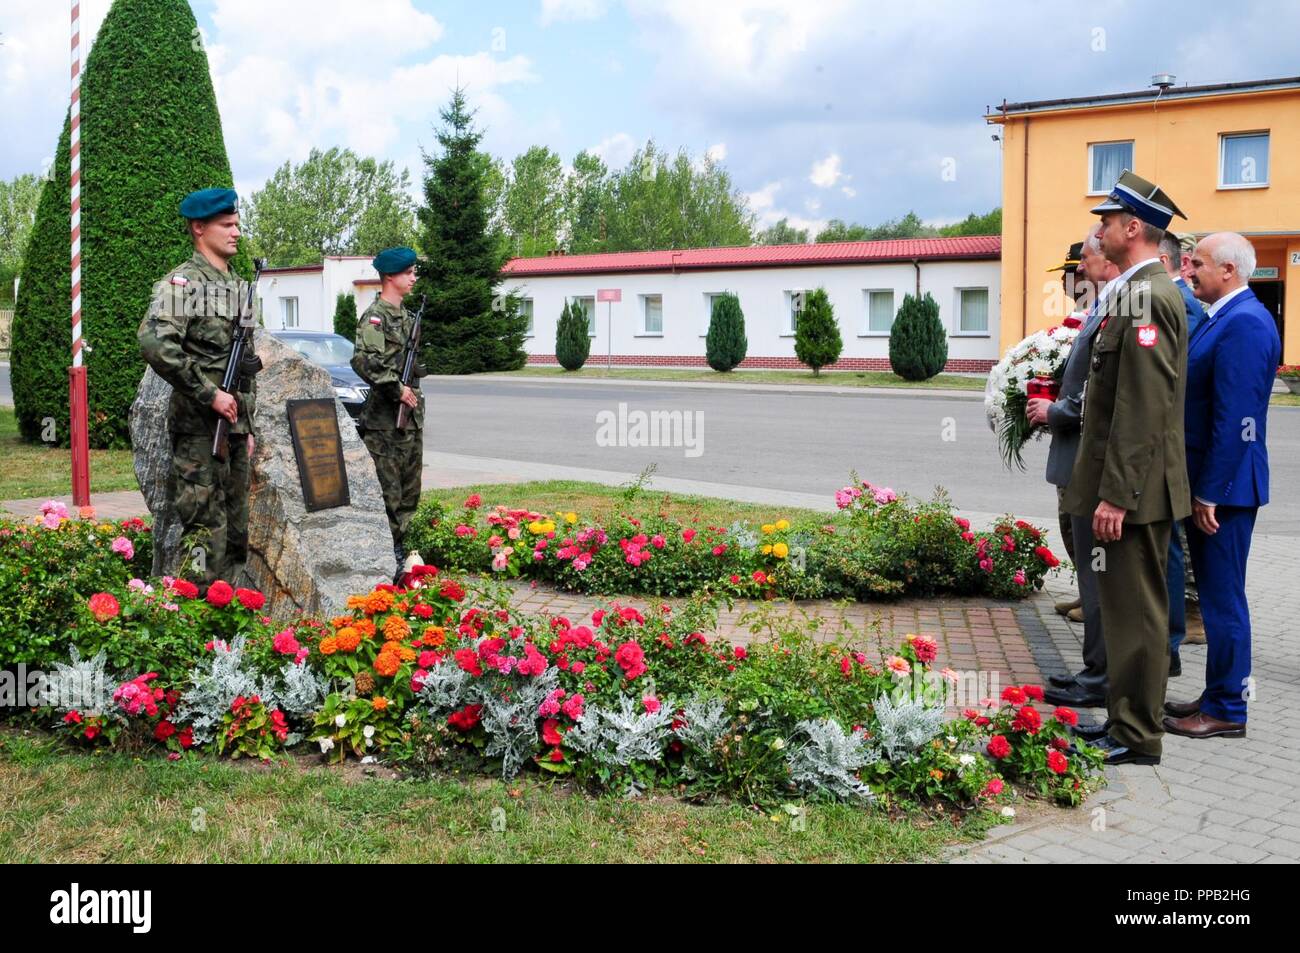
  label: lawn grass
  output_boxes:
[491,366,986,390]
[0,406,139,500]
[422,479,837,528]
[0,732,998,863]
[1270,392,1300,407]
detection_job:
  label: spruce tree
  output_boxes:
[793,287,842,375]
[412,88,527,374]
[333,292,358,342]
[888,292,948,381]
[555,299,590,371]
[705,292,747,372]
[12,0,243,448]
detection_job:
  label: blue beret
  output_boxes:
[372,246,417,275]
[179,187,238,220]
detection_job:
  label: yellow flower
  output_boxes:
[761,524,775,535]
[761,544,773,555]
[775,519,790,531]
[564,512,578,524]
[528,521,545,534]
[773,542,789,559]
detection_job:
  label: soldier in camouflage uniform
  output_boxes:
[138,188,261,590]
[351,246,424,569]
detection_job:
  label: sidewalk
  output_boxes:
[463,372,986,401]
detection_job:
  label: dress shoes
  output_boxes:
[1066,607,1084,623]
[1163,698,1201,719]
[1162,712,1246,740]
[1048,673,1078,689]
[1091,734,1160,765]
[1071,720,1111,742]
[1043,684,1106,708]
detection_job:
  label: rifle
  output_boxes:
[395,293,427,430]
[212,257,267,461]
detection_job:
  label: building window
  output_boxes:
[702,292,727,336]
[783,290,807,336]
[1220,132,1269,189]
[519,298,534,335]
[572,296,596,336]
[864,289,895,334]
[641,294,663,335]
[1088,141,1133,195]
[956,287,989,334]
[280,296,299,329]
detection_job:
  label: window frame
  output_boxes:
[637,293,664,337]
[519,297,534,337]
[860,288,896,337]
[1218,131,1270,190]
[782,289,807,337]
[1086,140,1135,196]
[280,296,299,329]
[953,286,990,337]
[571,295,597,337]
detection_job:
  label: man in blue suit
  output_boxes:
[1164,232,1281,740]
[1158,232,1207,676]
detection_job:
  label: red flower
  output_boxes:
[642,696,661,714]
[712,544,726,556]
[440,580,466,601]
[1022,684,1045,702]
[206,581,234,607]
[171,579,199,599]
[464,493,482,509]
[448,704,483,731]
[542,719,563,745]
[1047,749,1069,774]
[63,710,82,724]
[681,528,696,543]
[615,641,647,680]
[154,720,176,741]
[87,592,120,622]
[1050,736,1071,750]
[548,747,564,763]
[178,726,194,749]
[1053,706,1079,727]
[1034,546,1060,568]
[733,646,747,660]
[1012,704,1042,735]
[987,735,1011,759]
[84,724,100,740]
[840,657,853,676]
[1000,685,1026,705]
[454,648,483,677]
[235,587,265,611]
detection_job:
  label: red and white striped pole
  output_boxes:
[69,0,91,506]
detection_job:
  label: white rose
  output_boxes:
[335,714,347,728]
[363,725,375,739]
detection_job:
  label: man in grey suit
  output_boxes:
[1029,230,1120,709]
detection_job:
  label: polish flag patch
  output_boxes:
[1136,325,1158,348]
[369,316,382,325]
[169,275,188,286]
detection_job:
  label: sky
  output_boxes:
[2,0,1298,236]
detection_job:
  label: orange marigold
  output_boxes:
[331,615,354,629]
[319,636,339,655]
[345,596,367,611]
[371,697,389,711]
[365,590,395,614]
[353,619,377,639]
[422,626,446,647]
[335,627,362,652]
[383,615,411,641]
[373,651,401,677]
[396,645,417,663]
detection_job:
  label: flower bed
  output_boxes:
[405,479,1059,603]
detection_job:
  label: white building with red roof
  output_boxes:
[256,237,1002,372]
[501,236,1001,372]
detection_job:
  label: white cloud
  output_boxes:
[209,0,443,57]
[589,132,638,169]
[746,181,824,236]
[540,0,612,26]
[809,153,846,188]
[805,197,821,212]
[841,185,857,198]
[706,142,728,163]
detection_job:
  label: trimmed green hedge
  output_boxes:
[12,0,242,449]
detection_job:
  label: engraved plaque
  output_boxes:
[286,398,350,512]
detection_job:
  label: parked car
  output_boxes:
[269,330,369,420]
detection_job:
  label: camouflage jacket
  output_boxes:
[351,296,424,431]
[137,252,257,436]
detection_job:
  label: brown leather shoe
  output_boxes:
[1066,607,1084,623]
[1055,596,1082,615]
[1164,698,1201,718]
[1163,712,1246,739]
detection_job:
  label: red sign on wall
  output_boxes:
[596,288,621,303]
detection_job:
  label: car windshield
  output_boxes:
[283,335,354,366]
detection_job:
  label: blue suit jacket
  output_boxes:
[1174,277,1205,336]
[1184,287,1281,507]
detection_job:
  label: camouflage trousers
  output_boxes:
[361,427,422,551]
[168,431,250,587]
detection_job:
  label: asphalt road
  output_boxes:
[419,377,1300,537]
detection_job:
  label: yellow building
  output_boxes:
[988,74,1300,364]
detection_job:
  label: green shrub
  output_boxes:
[705,292,747,372]
[11,0,244,449]
[333,292,358,343]
[888,292,948,381]
[793,287,842,374]
[555,299,590,371]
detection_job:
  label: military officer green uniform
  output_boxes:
[1062,171,1193,765]
[351,246,425,567]
[138,188,262,589]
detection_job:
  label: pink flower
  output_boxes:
[681,528,696,543]
[272,629,300,656]
[1014,569,1027,586]
[110,536,135,560]
[642,696,661,714]
[734,646,748,660]
[885,655,911,676]
[872,486,897,505]
[454,524,475,537]
[464,493,482,509]
[615,641,647,680]
[982,778,1004,797]
[562,693,585,720]
[651,534,666,549]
